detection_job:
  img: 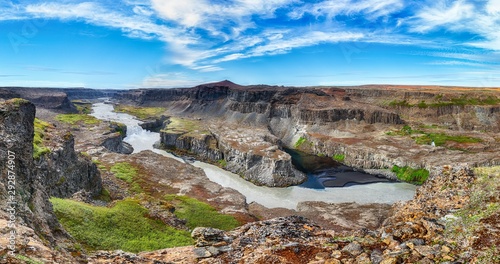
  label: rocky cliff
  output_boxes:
[0,98,102,262]
[117,82,500,182]
[159,117,305,187]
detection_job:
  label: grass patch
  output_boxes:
[15,255,43,264]
[55,114,101,125]
[164,195,240,231]
[415,133,483,146]
[50,198,193,252]
[294,137,310,149]
[72,101,92,114]
[110,162,143,193]
[388,95,499,108]
[33,118,52,159]
[217,159,227,167]
[332,154,345,162]
[386,125,482,149]
[391,165,429,185]
[110,121,127,137]
[115,105,166,120]
[162,117,207,135]
[95,188,112,202]
[445,166,500,262]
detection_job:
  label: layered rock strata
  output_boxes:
[0,98,102,262]
[160,117,306,187]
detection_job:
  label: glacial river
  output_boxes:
[91,102,417,209]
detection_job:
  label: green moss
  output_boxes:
[445,166,500,261]
[50,198,193,252]
[332,154,345,162]
[164,195,240,231]
[110,162,143,193]
[110,121,127,137]
[417,100,428,109]
[294,137,307,148]
[56,176,66,186]
[15,255,44,264]
[391,165,429,185]
[6,98,30,107]
[217,159,227,167]
[114,105,166,120]
[95,188,112,202]
[162,117,207,135]
[55,114,101,125]
[33,118,52,159]
[415,133,483,146]
[389,99,411,107]
[72,101,92,114]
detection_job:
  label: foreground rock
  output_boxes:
[0,99,102,263]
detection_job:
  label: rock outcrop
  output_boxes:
[159,117,305,187]
[116,82,499,179]
[139,115,168,132]
[0,98,102,262]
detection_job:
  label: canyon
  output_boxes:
[0,82,499,263]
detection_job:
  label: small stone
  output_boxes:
[355,253,371,264]
[370,249,383,264]
[441,245,451,253]
[380,257,397,264]
[315,252,330,260]
[325,259,341,264]
[331,250,342,259]
[193,247,212,259]
[342,242,363,257]
[414,245,437,258]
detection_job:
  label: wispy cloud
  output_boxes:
[409,0,500,51]
[4,0,500,79]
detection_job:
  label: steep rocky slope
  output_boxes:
[116,81,499,185]
[0,98,102,263]
[92,165,499,263]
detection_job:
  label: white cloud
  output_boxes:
[486,0,500,14]
[214,31,364,63]
[410,0,475,32]
[409,0,500,51]
[288,0,404,20]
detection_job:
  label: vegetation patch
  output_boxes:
[6,98,30,108]
[162,117,208,135]
[415,133,483,146]
[445,166,500,262]
[110,121,127,137]
[386,125,482,149]
[55,114,101,125]
[217,159,227,167]
[391,165,429,185]
[164,195,240,231]
[110,162,143,193]
[388,95,499,108]
[332,154,345,162]
[33,118,53,159]
[15,255,43,264]
[72,101,92,114]
[95,188,112,202]
[114,105,166,120]
[50,198,193,252]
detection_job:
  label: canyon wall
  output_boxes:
[0,99,102,260]
[117,82,500,180]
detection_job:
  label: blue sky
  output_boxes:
[1,0,499,89]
